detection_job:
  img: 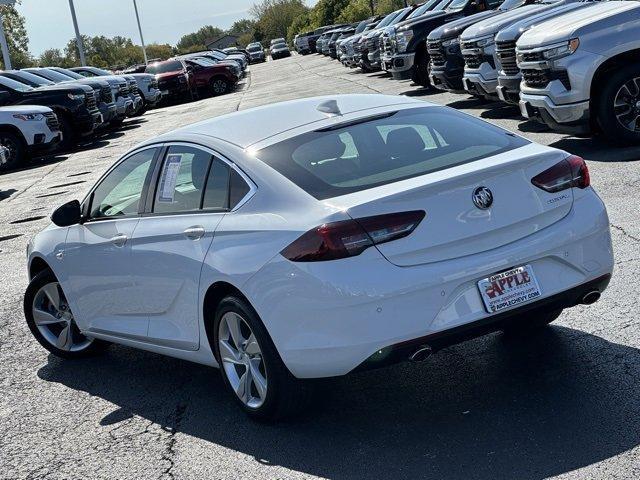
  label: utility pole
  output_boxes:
[68,0,86,66]
[0,0,16,70]
[133,0,148,64]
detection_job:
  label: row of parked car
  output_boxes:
[0,48,251,172]
[295,0,640,144]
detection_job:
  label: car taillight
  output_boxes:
[281,211,425,262]
[531,155,590,193]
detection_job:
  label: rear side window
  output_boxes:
[153,146,212,214]
[255,106,528,199]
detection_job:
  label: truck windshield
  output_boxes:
[51,68,85,80]
[377,9,404,28]
[146,61,183,74]
[408,0,443,18]
[29,69,73,82]
[355,20,369,33]
[10,71,54,86]
[447,0,470,11]
[0,76,34,92]
[88,67,112,76]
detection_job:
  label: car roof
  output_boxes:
[142,94,430,150]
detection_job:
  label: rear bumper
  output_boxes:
[243,190,613,379]
[355,273,611,372]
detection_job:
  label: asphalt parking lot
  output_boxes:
[1,54,639,480]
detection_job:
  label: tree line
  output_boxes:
[0,0,413,70]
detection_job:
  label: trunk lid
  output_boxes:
[331,143,573,266]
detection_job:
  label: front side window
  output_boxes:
[255,106,528,200]
[153,146,213,214]
[89,148,157,219]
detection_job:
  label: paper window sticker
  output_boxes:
[157,154,183,203]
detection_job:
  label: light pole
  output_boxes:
[68,0,86,66]
[133,0,148,64]
[0,0,16,70]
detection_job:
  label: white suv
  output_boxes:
[0,105,62,171]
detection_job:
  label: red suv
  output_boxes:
[145,59,193,101]
[182,57,240,96]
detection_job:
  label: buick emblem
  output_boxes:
[472,186,493,210]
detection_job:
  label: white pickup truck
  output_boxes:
[0,105,62,172]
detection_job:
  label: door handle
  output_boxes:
[110,233,128,247]
[184,226,205,240]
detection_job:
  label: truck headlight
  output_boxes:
[542,38,580,60]
[396,29,414,53]
[13,113,44,121]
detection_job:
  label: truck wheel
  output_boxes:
[58,117,76,151]
[0,131,26,172]
[412,49,432,89]
[596,64,640,144]
[210,78,230,96]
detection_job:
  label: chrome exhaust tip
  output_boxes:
[409,345,432,362]
[581,290,601,305]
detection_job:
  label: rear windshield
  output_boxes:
[247,45,262,52]
[255,107,528,200]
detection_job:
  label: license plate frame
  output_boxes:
[477,264,542,314]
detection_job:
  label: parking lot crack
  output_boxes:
[159,403,187,480]
[610,223,640,243]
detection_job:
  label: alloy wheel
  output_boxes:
[212,80,227,95]
[218,311,268,408]
[32,282,92,352]
[0,135,18,167]
[613,77,640,132]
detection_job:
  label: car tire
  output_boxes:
[58,116,76,151]
[24,269,109,359]
[501,307,563,334]
[412,49,432,88]
[0,130,26,172]
[210,77,230,96]
[595,64,640,145]
[131,92,147,117]
[213,295,311,421]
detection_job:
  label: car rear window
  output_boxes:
[254,106,528,200]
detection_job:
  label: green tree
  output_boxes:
[229,19,256,36]
[145,43,174,61]
[250,0,309,43]
[309,0,351,27]
[36,48,73,68]
[176,25,224,53]
[375,0,410,15]
[0,0,32,68]
[336,0,373,22]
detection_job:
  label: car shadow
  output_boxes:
[446,97,496,110]
[550,137,640,162]
[480,104,523,120]
[37,326,640,479]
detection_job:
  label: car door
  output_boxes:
[62,146,160,337]
[128,144,233,351]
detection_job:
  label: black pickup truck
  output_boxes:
[0,74,101,148]
[380,0,496,86]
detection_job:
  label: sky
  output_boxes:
[17,0,317,57]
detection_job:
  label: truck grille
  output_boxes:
[496,40,518,76]
[354,41,363,54]
[101,86,113,103]
[522,69,570,90]
[427,40,445,67]
[118,83,129,96]
[463,53,483,69]
[43,111,59,131]
[85,91,97,110]
[382,34,395,56]
[366,36,378,51]
[520,50,544,62]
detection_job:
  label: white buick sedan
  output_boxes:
[25,95,614,420]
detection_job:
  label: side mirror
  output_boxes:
[51,200,82,227]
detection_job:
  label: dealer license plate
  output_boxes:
[477,265,542,314]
